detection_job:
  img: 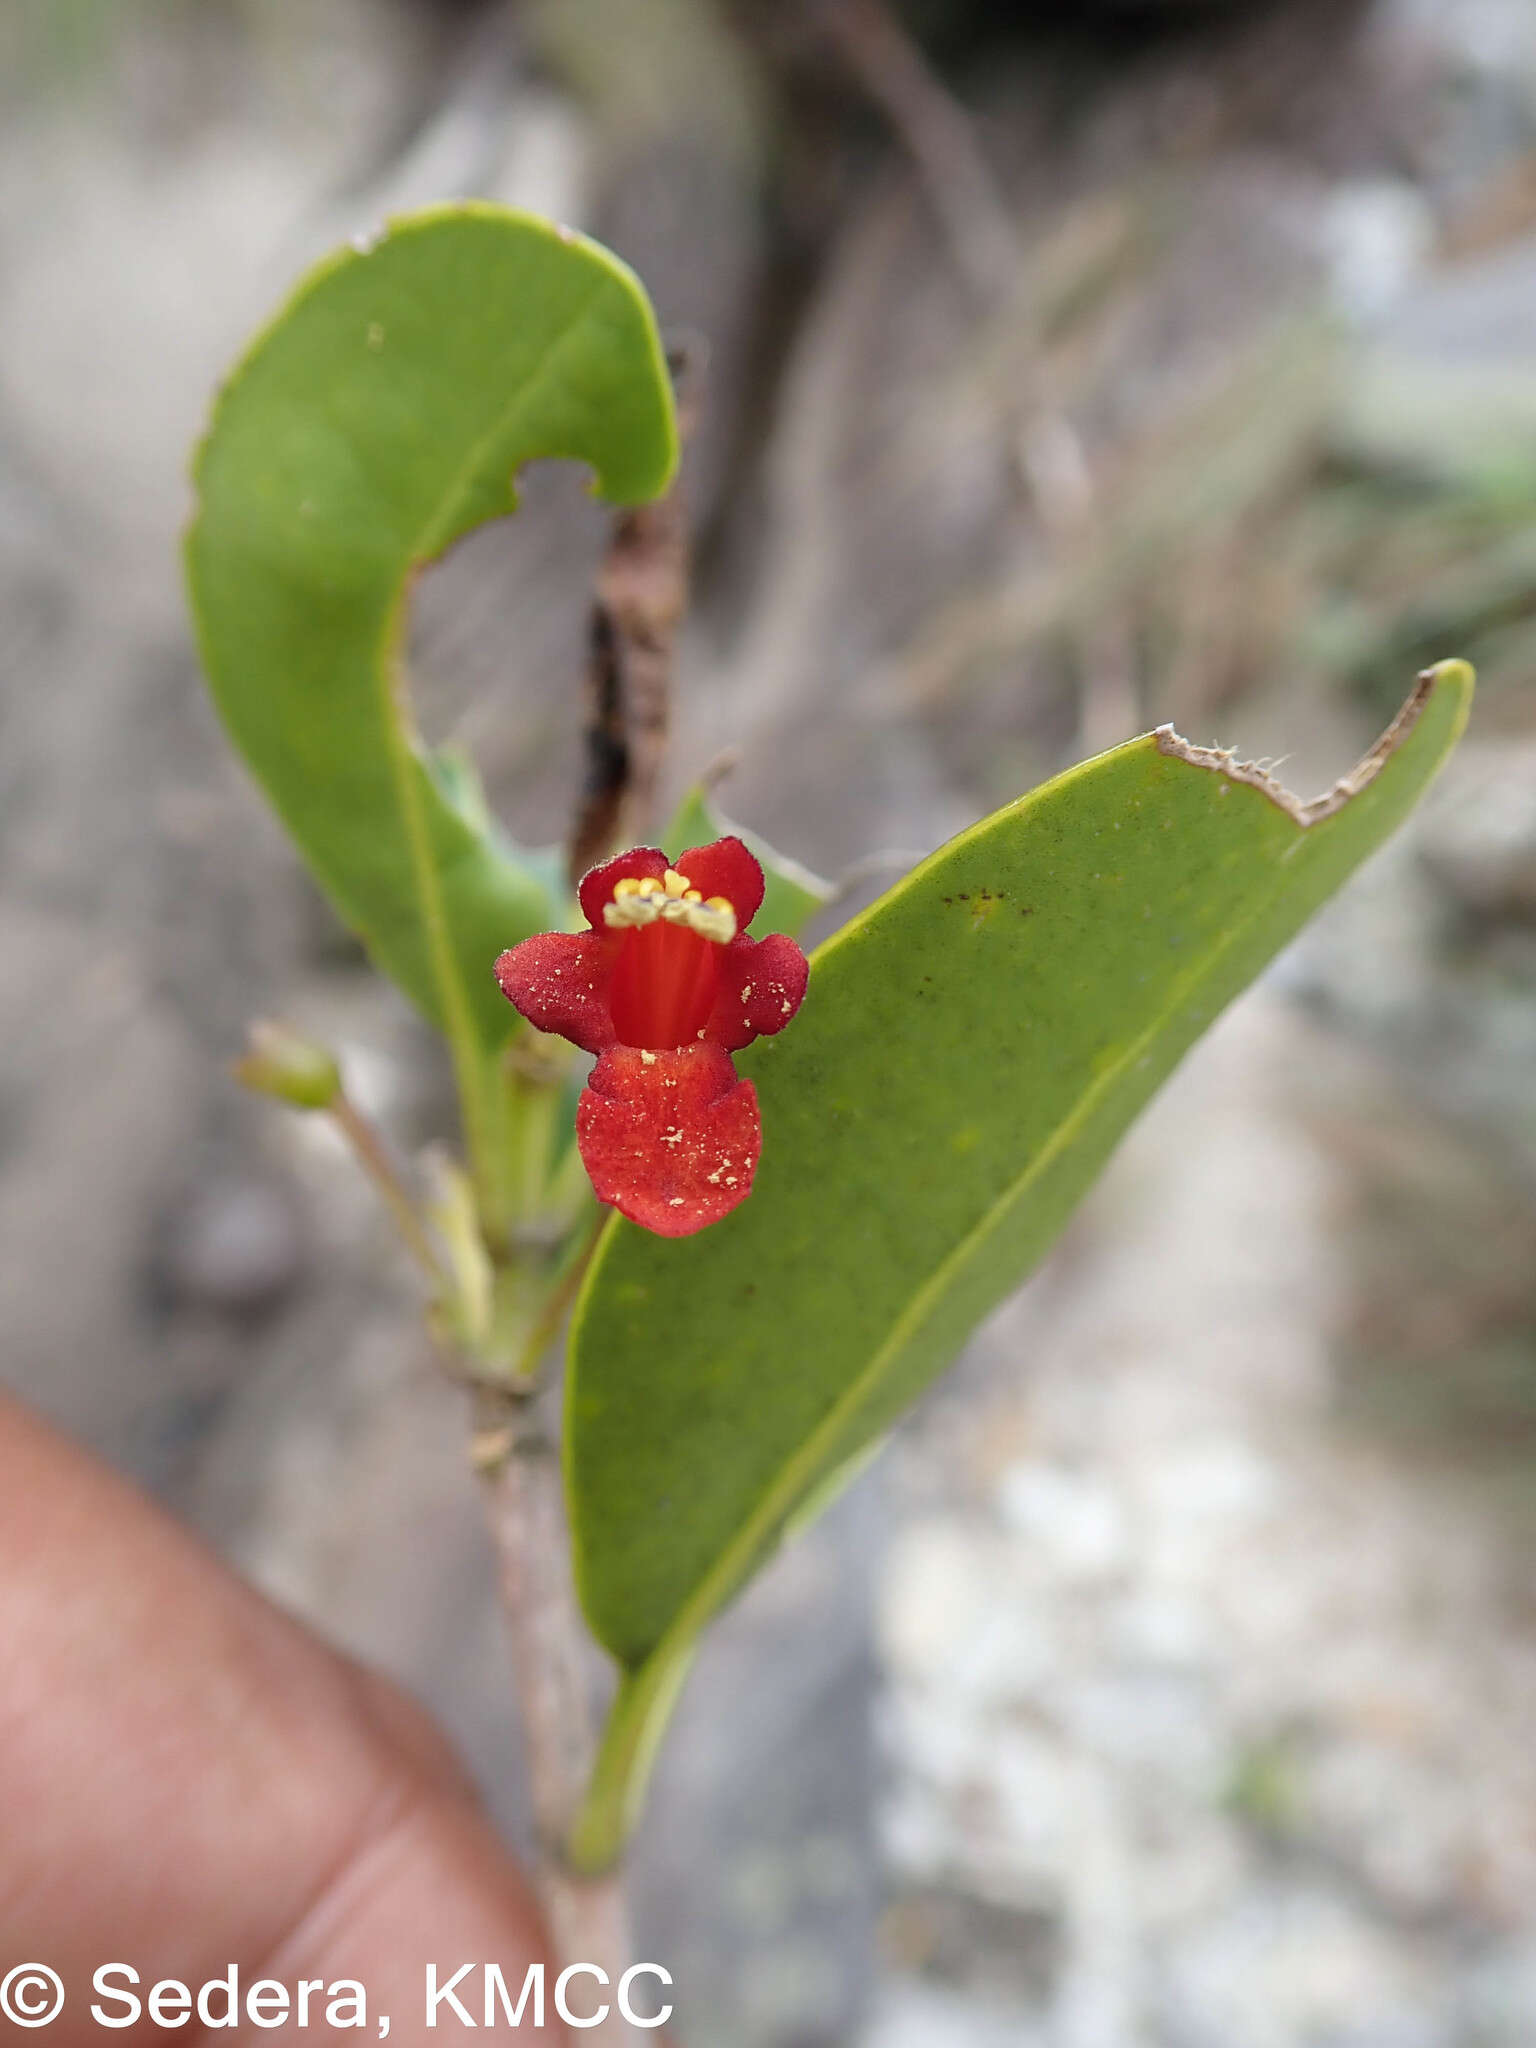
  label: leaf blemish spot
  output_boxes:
[969,887,1003,931]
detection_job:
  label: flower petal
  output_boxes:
[675,835,764,930]
[577,846,669,931]
[577,1042,760,1236]
[705,932,810,1052]
[494,930,617,1053]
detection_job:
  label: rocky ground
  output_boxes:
[3,1,1536,2042]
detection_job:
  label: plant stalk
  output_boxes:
[331,1094,444,1283]
[474,1395,643,2045]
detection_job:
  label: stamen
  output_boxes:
[604,893,654,930]
[603,874,737,943]
[662,893,736,942]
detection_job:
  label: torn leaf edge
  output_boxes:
[1154,662,1445,828]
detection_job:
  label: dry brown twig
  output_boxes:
[568,350,701,884]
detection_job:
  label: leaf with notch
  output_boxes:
[185,205,678,1052]
[566,662,1473,1867]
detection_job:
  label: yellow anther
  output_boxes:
[604,871,738,942]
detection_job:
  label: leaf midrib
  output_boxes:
[369,266,613,1154]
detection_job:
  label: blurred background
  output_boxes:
[3,0,1536,2041]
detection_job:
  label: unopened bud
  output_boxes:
[233,1019,342,1111]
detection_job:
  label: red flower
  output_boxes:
[493,837,809,1236]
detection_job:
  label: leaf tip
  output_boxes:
[1417,655,1476,703]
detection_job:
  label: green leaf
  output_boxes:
[185,205,677,1056]
[565,662,1473,1867]
[663,784,833,940]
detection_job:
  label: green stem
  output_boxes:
[567,1650,696,1876]
[474,1048,524,1255]
[478,1040,586,1258]
[508,1212,605,1382]
[331,1094,444,1284]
